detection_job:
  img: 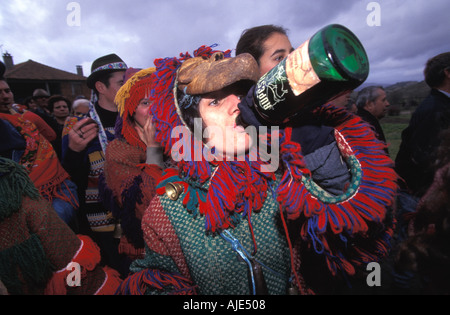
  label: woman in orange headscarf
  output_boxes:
[102,68,165,267]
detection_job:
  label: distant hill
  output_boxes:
[385,81,430,108]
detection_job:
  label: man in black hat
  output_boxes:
[61,53,128,276]
[86,53,128,111]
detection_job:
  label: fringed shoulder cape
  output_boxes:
[0,114,78,210]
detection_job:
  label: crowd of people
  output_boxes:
[0,24,449,295]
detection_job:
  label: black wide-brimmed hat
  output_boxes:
[86,53,128,89]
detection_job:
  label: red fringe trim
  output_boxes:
[278,105,398,276]
[116,268,197,295]
[39,178,79,209]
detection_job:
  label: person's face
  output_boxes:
[73,103,90,116]
[133,98,151,127]
[258,33,294,77]
[35,96,49,108]
[52,100,70,119]
[99,71,126,106]
[27,99,38,110]
[199,84,253,158]
[0,80,14,113]
[367,89,390,119]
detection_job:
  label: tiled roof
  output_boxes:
[5,60,86,81]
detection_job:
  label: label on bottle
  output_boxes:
[285,39,321,96]
[254,59,290,112]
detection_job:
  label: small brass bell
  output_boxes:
[165,182,184,201]
[287,283,300,295]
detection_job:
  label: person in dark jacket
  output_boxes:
[396,52,450,198]
[395,52,450,241]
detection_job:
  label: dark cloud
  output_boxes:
[1,0,449,85]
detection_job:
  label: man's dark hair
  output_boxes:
[424,52,450,88]
[93,71,116,97]
[236,25,288,63]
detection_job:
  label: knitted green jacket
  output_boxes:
[120,172,306,295]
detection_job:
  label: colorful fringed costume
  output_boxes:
[0,157,121,295]
[116,45,398,295]
[101,68,163,260]
[8,104,57,142]
[0,113,78,224]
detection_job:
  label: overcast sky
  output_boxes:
[1,0,449,85]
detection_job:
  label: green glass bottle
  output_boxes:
[253,24,369,124]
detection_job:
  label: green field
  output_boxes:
[381,110,412,160]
